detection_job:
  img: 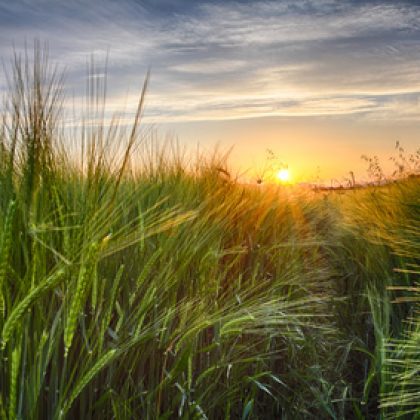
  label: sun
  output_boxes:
[276,168,290,183]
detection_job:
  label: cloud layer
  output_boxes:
[1,0,420,123]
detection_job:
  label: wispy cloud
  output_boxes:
[1,0,420,123]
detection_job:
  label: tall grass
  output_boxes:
[0,44,418,419]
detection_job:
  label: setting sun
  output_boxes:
[277,168,290,183]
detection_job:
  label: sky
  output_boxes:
[0,0,420,182]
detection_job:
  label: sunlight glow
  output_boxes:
[276,168,290,183]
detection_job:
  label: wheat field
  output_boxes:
[0,48,418,419]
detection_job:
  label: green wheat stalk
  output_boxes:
[8,339,21,420]
[98,264,124,352]
[0,200,16,318]
[64,241,99,356]
[61,349,117,416]
[1,269,65,348]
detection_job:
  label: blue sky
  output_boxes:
[1,0,420,180]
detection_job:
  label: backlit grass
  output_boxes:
[0,45,418,419]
